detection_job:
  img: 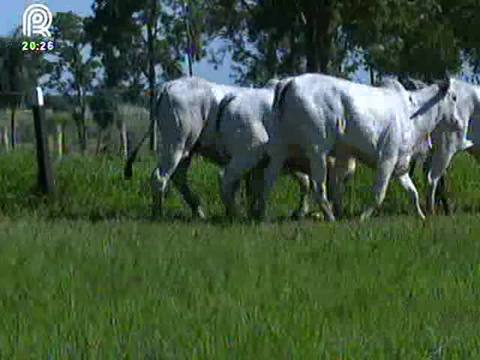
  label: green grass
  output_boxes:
[1,150,480,358]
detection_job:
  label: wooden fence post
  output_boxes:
[32,87,55,195]
[120,121,128,160]
[56,124,64,158]
[1,125,9,152]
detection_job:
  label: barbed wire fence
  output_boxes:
[0,89,153,159]
[0,91,24,153]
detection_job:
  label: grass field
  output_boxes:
[1,150,480,358]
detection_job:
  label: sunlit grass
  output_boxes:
[0,151,480,357]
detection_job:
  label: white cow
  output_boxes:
[253,73,468,221]
[423,79,480,213]
[210,82,319,218]
[125,76,315,219]
[125,76,248,219]
[214,77,423,220]
[398,77,480,214]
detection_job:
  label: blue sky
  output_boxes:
[1,0,370,85]
[1,0,236,85]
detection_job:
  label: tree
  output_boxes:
[444,0,480,82]
[89,88,119,155]
[0,34,46,149]
[208,0,360,85]
[86,0,188,152]
[45,95,74,157]
[47,12,100,154]
[347,0,463,82]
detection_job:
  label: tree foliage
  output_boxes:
[47,12,101,152]
[208,0,480,84]
[0,35,46,108]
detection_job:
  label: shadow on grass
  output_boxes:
[0,187,476,226]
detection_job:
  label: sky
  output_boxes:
[1,0,236,85]
[1,0,369,85]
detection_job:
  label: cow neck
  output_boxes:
[408,85,445,144]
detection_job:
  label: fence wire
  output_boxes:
[0,90,153,157]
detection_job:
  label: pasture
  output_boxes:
[1,150,480,357]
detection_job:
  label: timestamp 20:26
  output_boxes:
[21,40,55,52]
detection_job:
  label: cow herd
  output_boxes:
[124,73,480,222]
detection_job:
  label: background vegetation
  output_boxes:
[1,151,480,357]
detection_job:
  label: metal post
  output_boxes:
[32,87,55,195]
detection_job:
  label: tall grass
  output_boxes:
[1,150,480,220]
[1,151,480,357]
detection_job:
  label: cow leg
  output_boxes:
[422,154,451,215]
[331,158,353,220]
[246,159,268,218]
[326,157,337,202]
[397,173,426,220]
[360,159,395,221]
[172,157,206,220]
[151,168,167,219]
[244,172,257,215]
[221,152,264,218]
[408,157,418,178]
[252,150,287,221]
[308,149,335,222]
[437,176,451,215]
[427,150,454,216]
[291,171,311,219]
[151,146,184,219]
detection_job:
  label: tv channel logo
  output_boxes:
[22,3,53,38]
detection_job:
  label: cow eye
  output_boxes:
[452,94,457,102]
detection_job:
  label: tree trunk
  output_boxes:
[148,91,157,153]
[305,15,320,73]
[81,106,88,153]
[56,124,64,158]
[10,106,16,150]
[74,112,87,155]
[81,125,87,153]
[119,121,128,159]
[304,4,336,75]
[2,125,9,152]
[370,67,375,85]
[147,0,158,153]
[75,120,86,154]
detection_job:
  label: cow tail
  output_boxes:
[272,78,294,122]
[124,85,166,180]
[215,94,236,133]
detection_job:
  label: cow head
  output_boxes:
[435,78,468,133]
